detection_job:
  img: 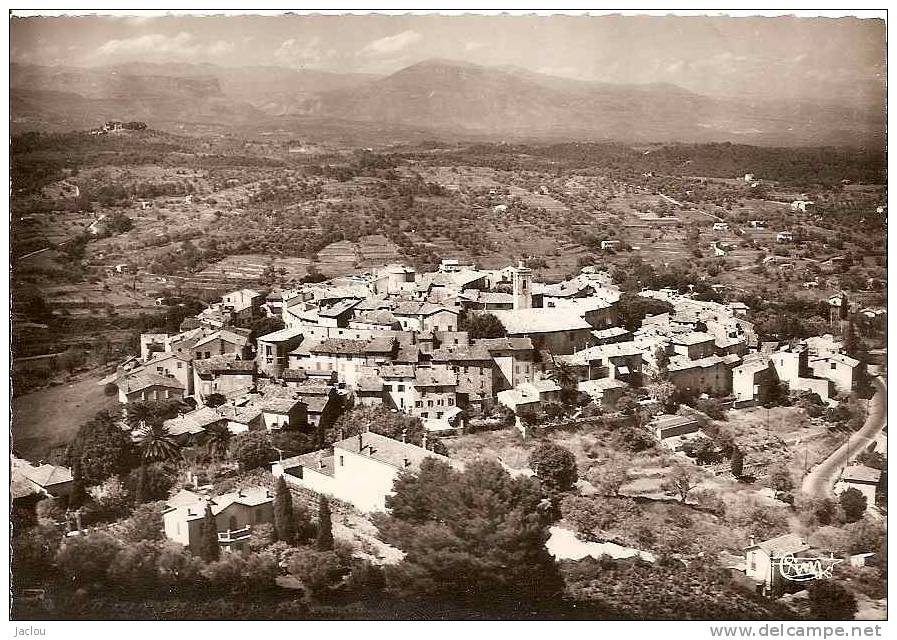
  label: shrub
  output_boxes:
[839,488,867,523]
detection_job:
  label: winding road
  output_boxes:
[801,376,887,498]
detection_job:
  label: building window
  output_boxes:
[415,400,422,408]
[398,384,405,392]
[422,412,428,418]
[437,412,443,418]
[384,384,392,391]
[830,362,837,370]
[428,400,434,408]
[448,398,454,406]
[339,456,344,466]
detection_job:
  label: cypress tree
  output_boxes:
[273,476,297,545]
[133,464,148,505]
[730,448,744,478]
[68,459,87,509]
[198,503,220,562]
[315,495,333,551]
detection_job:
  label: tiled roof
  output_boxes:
[356,375,385,393]
[378,364,415,378]
[333,431,450,470]
[841,465,881,484]
[491,308,592,334]
[257,327,305,343]
[319,298,361,318]
[749,533,809,556]
[194,354,255,375]
[415,368,458,387]
[311,338,369,355]
[164,406,227,436]
[430,344,492,362]
[260,397,305,414]
[476,336,534,352]
[283,452,335,477]
[20,462,73,487]
[122,371,185,393]
[168,485,274,522]
[672,331,715,346]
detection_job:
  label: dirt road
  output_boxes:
[801,377,887,498]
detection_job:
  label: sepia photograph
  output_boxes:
[7,7,888,627]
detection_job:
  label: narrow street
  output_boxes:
[801,377,887,498]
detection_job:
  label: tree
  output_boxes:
[654,347,670,380]
[662,465,697,504]
[528,442,578,493]
[645,379,675,409]
[68,410,136,486]
[136,422,182,463]
[230,431,276,471]
[248,316,285,346]
[616,293,673,331]
[550,362,580,406]
[316,495,334,551]
[287,548,349,600]
[12,524,61,587]
[68,458,88,508]
[56,532,122,587]
[119,501,165,542]
[768,463,794,493]
[807,580,858,620]
[203,423,232,461]
[376,458,562,606]
[107,540,161,591]
[840,488,867,523]
[56,346,86,376]
[273,477,298,545]
[198,503,220,562]
[587,457,631,497]
[730,448,744,478]
[133,464,148,504]
[204,393,227,408]
[125,463,175,503]
[459,312,507,339]
[125,400,182,430]
[328,405,426,448]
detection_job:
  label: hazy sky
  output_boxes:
[10,13,885,99]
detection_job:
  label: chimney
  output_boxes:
[749,535,756,547]
[517,260,525,269]
[338,427,344,441]
[357,434,363,450]
[238,489,245,497]
[421,433,428,450]
[403,458,411,468]
[401,429,406,443]
[75,510,82,532]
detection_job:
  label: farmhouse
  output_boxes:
[744,533,811,597]
[272,432,453,513]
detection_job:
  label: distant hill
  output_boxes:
[9,60,884,147]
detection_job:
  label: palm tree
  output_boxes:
[204,423,232,461]
[126,401,158,430]
[136,421,181,463]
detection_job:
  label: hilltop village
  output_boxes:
[12,255,886,619]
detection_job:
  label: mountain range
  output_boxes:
[10,59,884,147]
